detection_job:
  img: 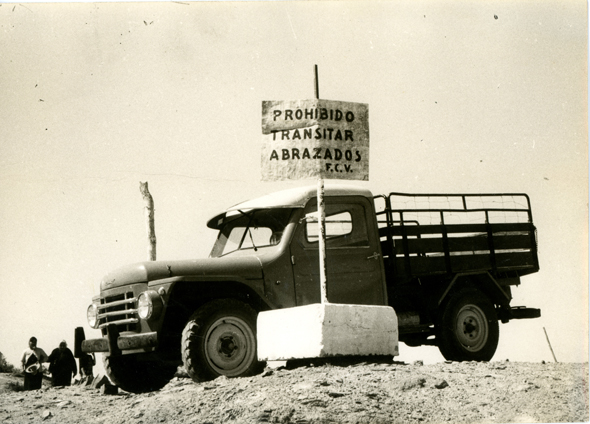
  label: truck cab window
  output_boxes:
[303,203,370,248]
[305,211,352,243]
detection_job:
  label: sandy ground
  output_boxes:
[0,360,588,424]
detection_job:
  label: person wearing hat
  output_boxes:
[48,340,77,387]
[20,337,49,390]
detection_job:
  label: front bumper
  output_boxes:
[75,325,158,357]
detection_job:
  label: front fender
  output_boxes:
[157,276,271,312]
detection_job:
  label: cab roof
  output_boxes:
[207,184,374,229]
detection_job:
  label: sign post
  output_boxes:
[317,177,327,303]
[315,65,328,304]
[257,68,399,362]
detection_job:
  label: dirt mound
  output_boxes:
[0,361,587,424]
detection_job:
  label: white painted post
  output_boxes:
[317,178,328,304]
[314,65,329,304]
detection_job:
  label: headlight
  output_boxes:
[137,292,153,319]
[137,290,163,320]
[87,304,99,329]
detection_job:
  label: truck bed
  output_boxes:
[374,192,539,282]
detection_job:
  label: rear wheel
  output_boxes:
[437,288,499,361]
[181,299,265,382]
[103,354,176,393]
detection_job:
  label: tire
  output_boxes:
[181,299,265,382]
[437,288,499,362]
[103,354,176,393]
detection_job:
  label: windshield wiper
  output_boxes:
[235,210,257,252]
[248,228,258,251]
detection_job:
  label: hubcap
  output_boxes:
[455,304,488,351]
[205,317,256,376]
[218,336,237,357]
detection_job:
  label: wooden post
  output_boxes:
[543,327,558,363]
[139,181,156,261]
[315,64,329,304]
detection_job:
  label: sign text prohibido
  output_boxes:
[261,99,369,181]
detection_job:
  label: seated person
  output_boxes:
[269,231,283,246]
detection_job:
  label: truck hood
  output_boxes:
[100,257,263,290]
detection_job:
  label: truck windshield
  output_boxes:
[210,208,294,258]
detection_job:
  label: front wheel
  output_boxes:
[103,354,176,393]
[181,299,265,382]
[437,288,499,361]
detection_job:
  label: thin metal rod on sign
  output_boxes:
[315,64,328,304]
[314,65,320,99]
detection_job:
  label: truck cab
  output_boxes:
[207,185,387,308]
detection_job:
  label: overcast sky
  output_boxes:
[0,0,587,372]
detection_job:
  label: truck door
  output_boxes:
[289,196,387,306]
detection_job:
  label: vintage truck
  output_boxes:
[76,184,540,393]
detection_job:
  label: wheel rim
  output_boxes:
[455,304,488,351]
[204,316,256,376]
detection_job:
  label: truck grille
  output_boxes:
[98,292,139,335]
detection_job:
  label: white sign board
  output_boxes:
[261,99,369,181]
